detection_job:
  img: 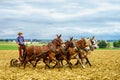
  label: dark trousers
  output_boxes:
[18,45,26,60]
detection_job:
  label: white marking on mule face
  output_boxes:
[61,43,66,48]
[73,47,77,51]
[85,46,90,51]
[93,44,99,48]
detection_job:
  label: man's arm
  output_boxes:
[16,37,20,47]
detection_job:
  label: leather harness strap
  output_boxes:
[33,45,36,55]
[41,46,44,53]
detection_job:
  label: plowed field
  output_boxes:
[0,50,120,80]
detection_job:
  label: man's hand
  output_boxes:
[18,44,20,48]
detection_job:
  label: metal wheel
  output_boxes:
[10,58,21,67]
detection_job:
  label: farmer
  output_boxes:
[16,32,26,61]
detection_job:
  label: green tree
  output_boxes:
[113,40,120,48]
[98,40,107,48]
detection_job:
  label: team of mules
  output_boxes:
[10,34,98,70]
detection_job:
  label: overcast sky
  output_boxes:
[0,0,120,40]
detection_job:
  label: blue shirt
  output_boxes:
[16,36,24,45]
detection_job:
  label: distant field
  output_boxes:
[97,48,120,50]
[0,42,120,50]
[0,42,17,50]
[0,50,120,80]
[0,42,46,50]
[0,45,17,50]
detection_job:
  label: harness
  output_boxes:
[33,45,36,55]
[41,46,44,53]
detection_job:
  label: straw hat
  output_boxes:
[18,32,22,35]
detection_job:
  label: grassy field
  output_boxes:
[0,42,120,50]
[0,42,46,50]
[0,50,120,80]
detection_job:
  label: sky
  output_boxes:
[0,0,120,40]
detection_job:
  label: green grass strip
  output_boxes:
[0,43,47,50]
[0,45,18,50]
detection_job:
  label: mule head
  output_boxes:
[56,34,64,46]
[65,37,75,49]
[52,34,64,48]
[84,36,98,51]
[69,37,75,48]
[76,38,91,52]
[90,36,98,50]
[76,38,86,49]
[70,37,73,41]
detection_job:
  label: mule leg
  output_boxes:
[75,60,80,65]
[80,59,85,69]
[23,52,27,62]
[45,63,51,69]
[77,53,85,69]
[77,58,85,69]
[65,59,72,69]
[43,58,51,69]
[50,57,61,70]
[63,55,72,69]
[68,61,72,69]
[21,53,27,66]
[29,60,35,68]
[69,61,72,69]
[53,62,58,69]
[43,57,50,69]
[54,60,61,71]
[60,59,64,67]
[23,60,28,69]
[85,57,92,67]
[66,52,72,69]
[33,58,40,68]
[85,60,88,64]
[52,58,61,69]
[75,52,82,65]
[52,57,58,68]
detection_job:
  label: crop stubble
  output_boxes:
[0,50,120,80]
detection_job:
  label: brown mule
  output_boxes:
[45,34,67,69]
[23,34,64,69]
[22,42,57,69]
[65,37,89,69]
[75,36,98,67]
[53,37,86,69]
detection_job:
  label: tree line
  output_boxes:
[0,39,120,48]
[98,40,120,48]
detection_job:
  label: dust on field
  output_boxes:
[0,50,120,80]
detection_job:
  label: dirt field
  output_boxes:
[0,50,120,80]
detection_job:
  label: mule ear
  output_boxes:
[56,34,59,38]
[81,38,85,41]
[91,36,95,40]
[70,37,73,41]
[59,34,62,38]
